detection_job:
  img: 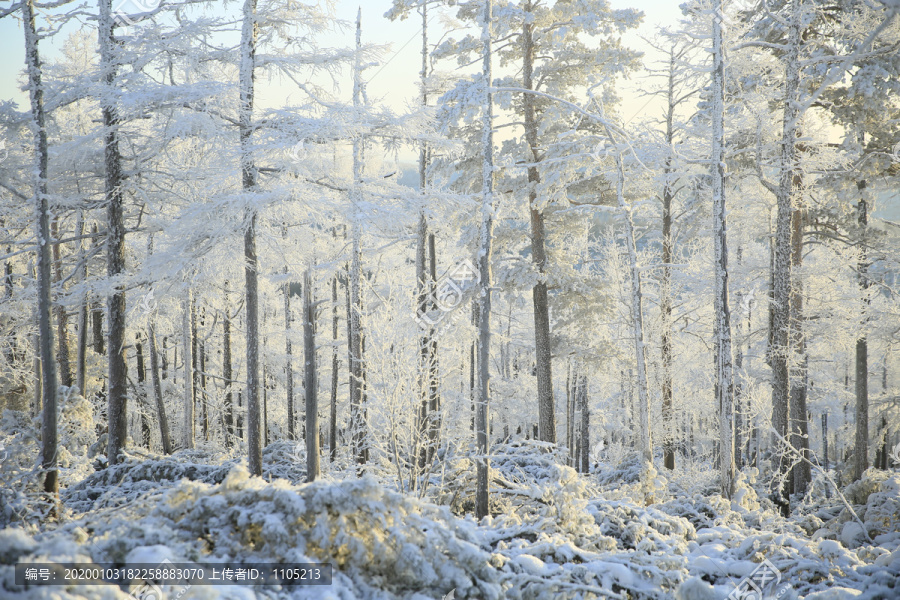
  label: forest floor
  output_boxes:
[1,397,899,599]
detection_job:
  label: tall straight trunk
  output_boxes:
[566,361,575,466]
[23,0,58,497]
[578,373,589,474]
[711,6,735,498]
[349,10,367,469]
[303,269,319,481]
[660,47,678,472]
[148,323,172,454]
[99,0,128,466]
[284,267,294,440]
[223,282,234,443]
[522,3,555,443]
[136,337,150,448]
[75,212,88,397]
[240,0,262,476]
[182,289,194,449]
[854,179,869,481]
[414,0,440,471]
[330,275,338,462]
[51,217,72,387]
[475,0,495,520]
[770,0,801,516]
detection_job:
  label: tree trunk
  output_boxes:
[51,217,72,388]
[660,46,678,472]
[182,289,194,449]
[99,0,128,467]
[770,0,800,516]
[330,275,338,463]
[475,0,494,520]
[522,4,556,443]
[304,269,319,481]
[349,10,367,470]
[148,323,172,454]
[712,6,735,498]
[284,267,294,440]
[240,0,262,476]
[579,373,589,474]
[223,282,234,444]
[23,0,58,497]
[75,213,88,397]
[854,179,869,481]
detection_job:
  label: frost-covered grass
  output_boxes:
[1,419,898,599]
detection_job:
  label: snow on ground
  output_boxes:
[1,430,899,599]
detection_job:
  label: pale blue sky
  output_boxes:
[0,1,680,118]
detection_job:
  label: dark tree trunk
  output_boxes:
[240,0,262,477]
[99,0,128,467]
[522,4,555,443]
[51,217,72,388]
[223,284,234,444]
[304,269,319,481]
[148,324,172,454]
[854,180,869,481]
[330,276,339,462]
[23,0,58,497]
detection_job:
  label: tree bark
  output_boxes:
[182,289,194,449]
[284,267,294,440]
[522,3,556,444]
[579,373,589,474]
[148,323,172,454]
[349,10,367,470]
[23,0,58,497]
[240,0,262,476]
[475,0,494,520]
[854,179,869,481]
[99,0,128,467]
[223,282,234,443]
[75,213,88,397]
[51,217,72,388]
[303,269,319,481]
[330,275,338,462]
[712,6,735,498]
[770,0,801,516]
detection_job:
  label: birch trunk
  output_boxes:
[303,269,319,481]
[23,0,58,496]
[99,0,128,466]
[475,0,495,520]
[239,0,262,476]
